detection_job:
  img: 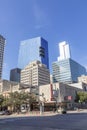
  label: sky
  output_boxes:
[0,0,87,80]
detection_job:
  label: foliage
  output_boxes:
[75,91,87,103]
[0,92,37,112]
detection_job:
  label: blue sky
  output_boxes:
[0,0,87,79]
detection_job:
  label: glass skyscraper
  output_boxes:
[52,58,87,83]
[0,35,6,79]
[18,37,49,69]
[58,41,71,61]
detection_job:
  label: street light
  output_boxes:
[53,83,61,113]
[36,93,45,115]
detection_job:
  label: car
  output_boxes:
[58,107,67,114]
[61,108,67,114]
[4,110,12,115]
[0,110,12,115]
[0,111,5,115]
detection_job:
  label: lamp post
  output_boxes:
[39,93,44,115]
[29,92,45,115]
[53,83,61,113]
[53,84,58,112]
[26,98,30,112]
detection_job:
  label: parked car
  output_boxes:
[0,110,12,115]
[4,110,12,115]
[0,111,5,115]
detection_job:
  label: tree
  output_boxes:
[0,94,4,110]
[7,91,37,112]
[75,91,87,103]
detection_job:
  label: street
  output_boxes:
[0,112,87,130]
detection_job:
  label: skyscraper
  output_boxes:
[0,35,6,79]
[18,37,49,69]
[58,41,71,61]
[10,68,21,82]
[52,41,87,83]
[52,58,87,83]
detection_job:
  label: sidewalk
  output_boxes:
[67,109,87,114]
[11,111,58,117]
[0,109,87,119]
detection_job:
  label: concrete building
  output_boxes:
[0,35,6,79]
[18,37,49,69]
[10,68,21,82]
[0,80,34,97]
[21,61,50,87]
[69,82,87,91]
[39,83,82,103]
[39,82,83,108]
[0,80,19,96]
[78,75,87,84]
[58,41,71,61]
[52,58,87,83]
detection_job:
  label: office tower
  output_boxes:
[78,75,87,84]
[52,58,87,83]
[10,68,21,82]
[21,61,50,86]
[58,41,71,61]
[0,35,6,79]
[18,37,49,69]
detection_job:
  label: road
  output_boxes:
[0,113,87,130]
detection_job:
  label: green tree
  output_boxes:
[0,94,4,110]
[75,91,87,103]
[7,91,36,112]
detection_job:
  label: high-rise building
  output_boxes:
[58,41,71,61]
[78,75,87,84]
[18,37,49,69]
[10,68,21,82]
[52,58,87,83]
[21,61,50,87]
[0,35,6,79]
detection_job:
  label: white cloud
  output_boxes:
[32,1,48,29]
[33,2,45,22]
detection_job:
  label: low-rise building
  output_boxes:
[39,82,83,109]
[0,80,35,97]
[68,82,87,91]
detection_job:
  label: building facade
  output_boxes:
[0,80,33,96]
[39,82,82,104]
[18,37,49,69]
[0,80,19,96]
[10,68,21,82]
[78,75,87,84]
[58,41,71,61]
[0,35,6,79]
[21,61,50,87]
[52,58,87,83]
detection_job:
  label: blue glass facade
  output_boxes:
[18,37,49,69]
[52,58,87,83]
